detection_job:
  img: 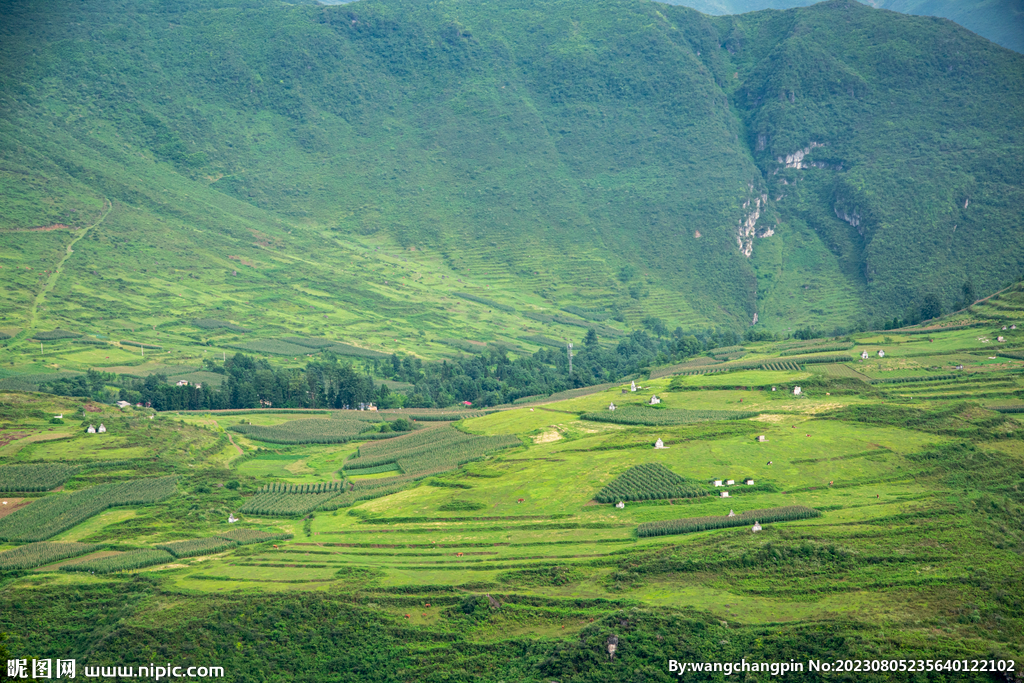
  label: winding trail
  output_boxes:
[5,198,111,350]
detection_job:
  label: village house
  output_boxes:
[714,479,723,487]
[608,402,616,411]
[615,501,625,509]
[726,479,734,486]
[720,491,730,498]
[793,386,802,395]
[878,349,885,358]
[752,521,762,533]
[861,350,869,359]
[87,425,96,434]
[654,438,667,449]
[745,478,755,485]
[97,424,106,433]
[649,395,661,405]
[757,435,766,442]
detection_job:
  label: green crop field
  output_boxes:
[229,417,388,445]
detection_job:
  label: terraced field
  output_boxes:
[2,319,1024,676]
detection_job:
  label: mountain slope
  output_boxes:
[0,0,1021,349]
[662,0,1024,54]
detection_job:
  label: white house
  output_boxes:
[630,380,637,392]
[793,386,802,396]
[116,400,131,408]
[1003,326,1008,331]
[726,479,735,486]
[87,425,96,434]
[649,395,661,405]
[720,491,730,498]
[745,478,755,485]
[714,479,723,487]
[608,402,616,411]
[54,414,63,419]
[228,514,239,523]
[878,350,885,358]
[998,336,1006,342]
[1012,325,1018,330]
[615,501,625,509]
[176,380,189,387]
[654,438,667,449]
[727,509,735,517]
[861,350,869,359]
[752,521,762,533]
[757,435,766,442]
[771,386,776,392]
[97,424,106,433]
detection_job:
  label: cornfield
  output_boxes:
[230,416,385,444]
[63,549,174,574]
[780,343,854,356]
[596,463,707,503]
[239,490,344,516]
[346,425,520,475]
[637,506,822,537]
[759,361,801,372]
[0,541,98,570]
[0,463,80,492]
[33,329,82,340]
[582,406,758,426]
[254,481,346,495]
[0,476,177,542]
[216,529,292,545]
[157,537,237,558]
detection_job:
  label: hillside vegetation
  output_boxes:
[0,0,1021,354]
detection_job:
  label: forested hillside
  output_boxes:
[662,0,1023,54]
[0,0,1021,344]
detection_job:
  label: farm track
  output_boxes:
[9,198,111,348]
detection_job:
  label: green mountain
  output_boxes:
[0,0,1022,353]
[663,0,1024,54]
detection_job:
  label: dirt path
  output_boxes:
[225,431,243,457]
[6,198,111,349]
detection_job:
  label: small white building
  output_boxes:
[720,491,730,498]
[608,402,616,411]
[878,350,885,358]
[116,400,131,408]
[228,514,239,523]
[87,425,96,434]
[727,509,735,517]
[771,386,776,392]
[793,386,802,396]
[752,521,762,533]
[615,501,625,509]
[714,479,723,487]
[998,336,1005,342]
[654,438,667,449]
[861,350,869,359]
[1003,326,1008,331]
[1012,325,1017,330]
[97,424,106,433]
[726,479,735,486]
[757,435,766,442]
[956,365,964,370]
[176,380,189,387]
[54,413,63,419]
[630,380,637,392]
[649,395,661,405]
[745,478,755,485]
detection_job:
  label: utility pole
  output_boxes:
[567,342,573,375]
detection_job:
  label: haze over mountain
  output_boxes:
[662,0,1023,53]
[1,0,1022,350]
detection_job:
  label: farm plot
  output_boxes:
[345,425,521,476]
[817,364,870,380]
[0,463,80,492]
[226,339,317,356]
[637,506,821,538]
[0,476,176,542]
[595,463,708,503]
[216,529,292,545]
[0,541,98,570]
[229,416,386,444]
[239,490,344,516]
[582,406,758,426]
[62,549,174,574]
[157,537,237,558]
